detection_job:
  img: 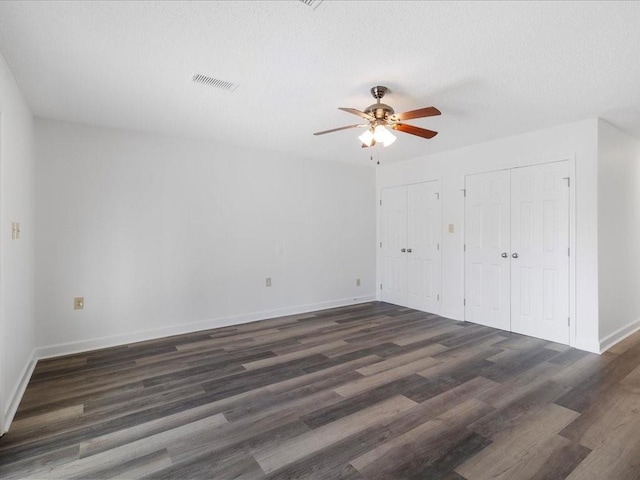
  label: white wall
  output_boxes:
[597,119,640,350]
[35,119,375,355]
[0,51,36,432]
[377,119,600,352]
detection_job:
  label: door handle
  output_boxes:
[407,248,412,253]
[512,253,519,258]
[401,248,406,253]
[501,252,508,258]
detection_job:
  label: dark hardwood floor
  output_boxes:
[1,302,640,479]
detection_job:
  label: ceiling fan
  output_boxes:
[313,86,441,148]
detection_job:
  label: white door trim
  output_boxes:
[0,112,5,433]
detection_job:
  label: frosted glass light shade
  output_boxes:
[373,125,397,146]
[358,129,374,146]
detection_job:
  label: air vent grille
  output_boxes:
[299,0,323,9]
[192,74,239,92]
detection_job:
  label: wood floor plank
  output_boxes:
[149,446,266,480]
[79,405,228,457]
[0,444,81,480]
[355,343,448,376]
[620,362,640,391]
[242,340,348,370]
[264,423,390,480]
[8,405,84,434]
[18,414,227,479]
[165,389,343,465]
[334,356,442,398]
[264,354,379,395]
[252,395,417,474]
[558,383,640,449]
[85,448,173,480]
[564,414,640,480]
[352,398,493,478]
[554,344,640,413]
[457,403,580,479]
[300,374,427,430]
[3,302,640,479]
[527,440,591,480]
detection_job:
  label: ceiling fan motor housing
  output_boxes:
[366,86,394,120]
[365,103,394,121]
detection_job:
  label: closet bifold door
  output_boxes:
[406,181,441,312]
[380,181,441,312]
[380,185,408,306]
[464,170,511,331]
[510,162,570,344]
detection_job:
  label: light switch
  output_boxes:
[74,297,84,309]
[448,224,455,233]
[11,222,20,240]
[266,278,272,287]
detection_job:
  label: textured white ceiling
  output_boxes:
[1,1,639,165]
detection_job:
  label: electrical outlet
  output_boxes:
[448,224,455,233]
[356,278,361,287]
[74,297,84,309]
[266,278,272,287]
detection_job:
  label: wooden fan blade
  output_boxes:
[392,106,441,121]
[339,107,374,121]
[393,123,438,139]
[313,124,366,136]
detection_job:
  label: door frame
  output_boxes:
[0,112,5,433]
[377,178,443,316]
[463,156,577,347]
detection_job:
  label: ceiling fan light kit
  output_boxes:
[314,85,441,150]
[359,125,396,147]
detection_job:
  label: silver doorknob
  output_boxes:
[501,252,508,258]
[407,248,412,253]
[512,253,519,258]
[401,248,406,253]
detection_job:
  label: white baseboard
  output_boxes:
[36,295,377,360]
[599,318,640,353]
[3,349,37,434]
[573,337,601,354]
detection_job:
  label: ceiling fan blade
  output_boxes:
[392,106,441,121]
[313,124,366,136]
[393,123,438,139]
[338,107,374,121]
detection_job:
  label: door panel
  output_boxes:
[464,170,511,331]
[510,162,569,344]
[407,181,441,312]
[381,186,408,306]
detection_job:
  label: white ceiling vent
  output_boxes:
[192,74,239,92]
[299,0,323,9]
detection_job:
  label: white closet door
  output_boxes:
[510,162,570,344]
[464,170,511,331]
[407,181,441,312]
[381,186,408,306]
